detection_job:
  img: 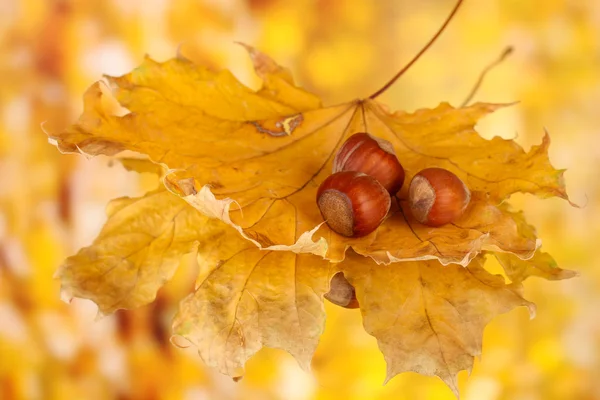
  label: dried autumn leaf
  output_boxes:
[49,46,570,267]
[56,189,220,314]
[57,183,334,376]
[491,206,577,282]
[173,249,331,379]
[329,191,540,265]
[49,24,577,395]
[495,250,578,283]
[112,155,164,175]
[341,254,535,396]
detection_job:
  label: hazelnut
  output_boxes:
[324,272,359,309]
[317,171,391,238]
[333,132,405,195]
[408,167,471,227]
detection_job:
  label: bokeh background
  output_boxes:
[0,0,598,399]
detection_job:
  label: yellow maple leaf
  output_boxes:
[48,4,577,395]
[342,254,535,397]
[50,46,570,267]
[173,249,331,380]
[56,189,216,315]
[491,206,577,283]
[56,184,335,380]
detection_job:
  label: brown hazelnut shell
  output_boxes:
[324,272,359,309]
[333,132,405,195]
[408,167,471,227]
[317,171,391,238]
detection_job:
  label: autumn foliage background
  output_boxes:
[0,0,599,399]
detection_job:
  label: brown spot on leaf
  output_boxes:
[251,114,304,137]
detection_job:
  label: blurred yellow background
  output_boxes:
[0,0,598,399]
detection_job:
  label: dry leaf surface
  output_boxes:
[57,189,207,314]
[50,46,576,395]
[342,255,535,397]
[174,249,331,379]
[51,47,571,266]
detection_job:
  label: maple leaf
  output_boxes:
[56,189,219,315]
[48,1,577,394]
[490,206,577,283]
[49,46,570,267]
[341,254,535,397]
[173,249,331,380]
[494,250,578,283]
[57,184,334,378]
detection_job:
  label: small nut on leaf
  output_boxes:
[317,171,391,238]
[333,132,405,195]
[408,167,471,227]
[324,272,359,309]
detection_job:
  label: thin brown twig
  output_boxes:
[460,46,514,107]
[368,0,465,100]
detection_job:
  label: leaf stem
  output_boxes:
[460,46,513,107]
[368,0,464,100]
